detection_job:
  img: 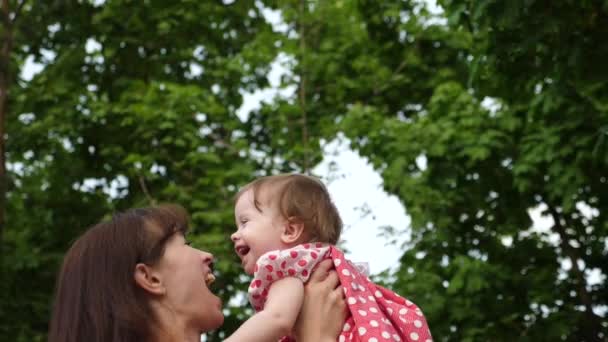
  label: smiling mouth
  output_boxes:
[235,246,250,257]
[205,273,216,286]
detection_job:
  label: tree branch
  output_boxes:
[547,204,602,337]
[11,0,27,25]
[138,175,156,205]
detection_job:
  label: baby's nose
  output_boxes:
[230,231,239,242]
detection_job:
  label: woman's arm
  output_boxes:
[295,259,347,342]
[225,277,304,342]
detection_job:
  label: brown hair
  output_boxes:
[236,174,343,244]
[48,204,189,342]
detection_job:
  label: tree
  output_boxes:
[264,0,607,340]
[2,1,280,340]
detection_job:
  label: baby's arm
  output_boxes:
[225,277,304,342]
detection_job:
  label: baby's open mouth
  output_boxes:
[236,246,250,257]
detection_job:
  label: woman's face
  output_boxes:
[154,233,224,332]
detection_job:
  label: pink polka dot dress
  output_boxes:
[248,243,433,342]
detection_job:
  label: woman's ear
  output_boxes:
[281,217,306,244]
[134,263,166,296]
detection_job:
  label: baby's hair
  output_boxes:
[235,173,343,244]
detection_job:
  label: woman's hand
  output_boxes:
[294,259,347,342]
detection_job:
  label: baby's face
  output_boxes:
[231,189,288,275]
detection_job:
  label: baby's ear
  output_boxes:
[281,217,305,244]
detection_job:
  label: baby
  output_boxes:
[230,173,432,342]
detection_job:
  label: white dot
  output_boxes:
[406,299,413,306]
[414,320,422,328]
[339,336,346,342]
[358,296,367,303]
[368,339,378,342]
[387,308,393,315]
[393,334,401,341]
[343,323,351,331]
[343,288,348,295]
[358,309,368,316]
[358,327,367,335]
[375,290,383,298]
[368,296,376,301]
[370,307,379,313]
[370,320,379,327]
[342,269,351,276]
[399,308,407,315]
[410,332,419,341]
[381,331,391,339]
[334,259,342,267]
[416,309,423,316]
[348,297,357,305]
[351,282,359,290]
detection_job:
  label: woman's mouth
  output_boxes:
[205,273,216,286]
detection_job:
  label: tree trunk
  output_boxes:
[0,0,13,248]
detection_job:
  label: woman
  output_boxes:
[48,204,345,342]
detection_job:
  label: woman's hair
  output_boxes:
[48,204,189,342]
[235,173,343,244]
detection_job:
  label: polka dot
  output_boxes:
[343,323,351,331]
[399,308,407,315]
[406,299,413,306]
[425,340,432,342]
[358,327,367,336]
[415,309,423,316]
[351,282,359,291]
[370,307,378,313]
[414,320,423,328]
[343,288,348,295]
[334,259,342,267]
[339,335,346,342]
[392,334,401,341]
[381,331,391,339]
[342,269,351,276]
[348,297,357,305]
[375,290,383,298]
[370,320,379,327]
[410,332,419,341]
[368,295,376,301]
[387,308,393,315]
[358,309,368,316]
[369,338,378,342]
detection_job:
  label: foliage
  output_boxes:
[2,1,280,341]
[2,0,607,341]
[263,0,607,340]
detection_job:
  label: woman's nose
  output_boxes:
[201,251,214,264]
